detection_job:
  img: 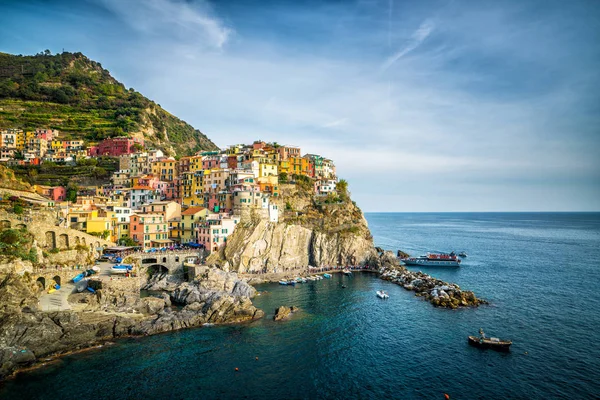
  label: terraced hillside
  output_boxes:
[0,51,217,156]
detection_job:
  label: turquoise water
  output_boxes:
[2,213,599,399]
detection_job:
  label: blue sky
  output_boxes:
[1,0,599,211]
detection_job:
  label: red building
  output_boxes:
[49,186,67,201]
[88,137,144,157]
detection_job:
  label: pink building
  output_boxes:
[49,186,67,201]
[202,156,220,170]
[88,137,144,157]
[196,214,240,253]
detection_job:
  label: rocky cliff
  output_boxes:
[209,184,377,272]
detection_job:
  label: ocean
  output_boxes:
[1,212,599,399]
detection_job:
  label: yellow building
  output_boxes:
[278,159,290,175]
[258,158,278,178]
[180,207,208,244]
[86,210,116,242]
[15,130,25,150]
[181,171,205,207]
[151,158,179,182]
[189,155,203,173]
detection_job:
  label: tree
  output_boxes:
[119,237,137,246]
[66,185,78,202]
[336,179,349,202]
[279,172,288,183]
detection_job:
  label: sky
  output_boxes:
[1,0,599,212]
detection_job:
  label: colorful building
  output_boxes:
[129,213,170,249]
[88,137,144,157]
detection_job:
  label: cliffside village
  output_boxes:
[0,128,338,253]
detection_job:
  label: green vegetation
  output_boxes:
[9,157,118,186]
[336,179,349,202]
[291,174,313,191]
[119,237,137,246]
[0,228,37,263]
[0,51,217,156]
[0,165,31,191]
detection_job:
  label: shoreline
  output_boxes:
[1,261,485,382]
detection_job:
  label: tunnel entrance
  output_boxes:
[36,277,46,290]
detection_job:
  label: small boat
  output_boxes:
[72,273,85,283]
[468,329,511,351]
[343,269,352,275]
[288,280,296,286]
[459,252,468,258]
[278,280,288,285]
[110,264,133,274]
[87,287,96,294]
[323,273,332,279]
[91,266,101,272]
[341,285,347,289]
[112,257,123,264]
[376,290,389,299]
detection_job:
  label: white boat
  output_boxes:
[459,252,468,258]
[343,269,352,275]
[279,280,288,285]
[376,290,389,299]
[401,252,461,267]
[110,264,132,274]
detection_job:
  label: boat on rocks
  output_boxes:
[110,264,133,274]
[401,252,461,267]
[376,290,389,299]
[72,273,85,283]
[468,329,512,351]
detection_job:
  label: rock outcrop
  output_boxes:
[273,306,299,321]
[0,262,262,379]
[208,185,376,272]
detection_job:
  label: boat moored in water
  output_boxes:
[343,269,352,275]
[323,273,332,279]
[376,290,389,299]
[468,329,511,351]
[401,252,461,267]
[459,252,468,258]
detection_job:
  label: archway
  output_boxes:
[162,257,167,263]
[45,231,56,249]
[142,258,158,264]
[52,275,61,286]
[0,220,10,229]
[74,237,80,245]
[148,264,169,276]
[36,277,46,290]
[81,237,86,245]
[58,234,69,249]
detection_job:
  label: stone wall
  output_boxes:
[0,209,113,252]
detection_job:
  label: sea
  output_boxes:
[1,212,599,399]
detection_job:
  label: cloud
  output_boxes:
[95,0,232,48]
[380,19,434,72]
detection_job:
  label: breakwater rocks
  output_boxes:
[379,267,487,309]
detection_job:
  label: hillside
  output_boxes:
[0,51,218,156]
